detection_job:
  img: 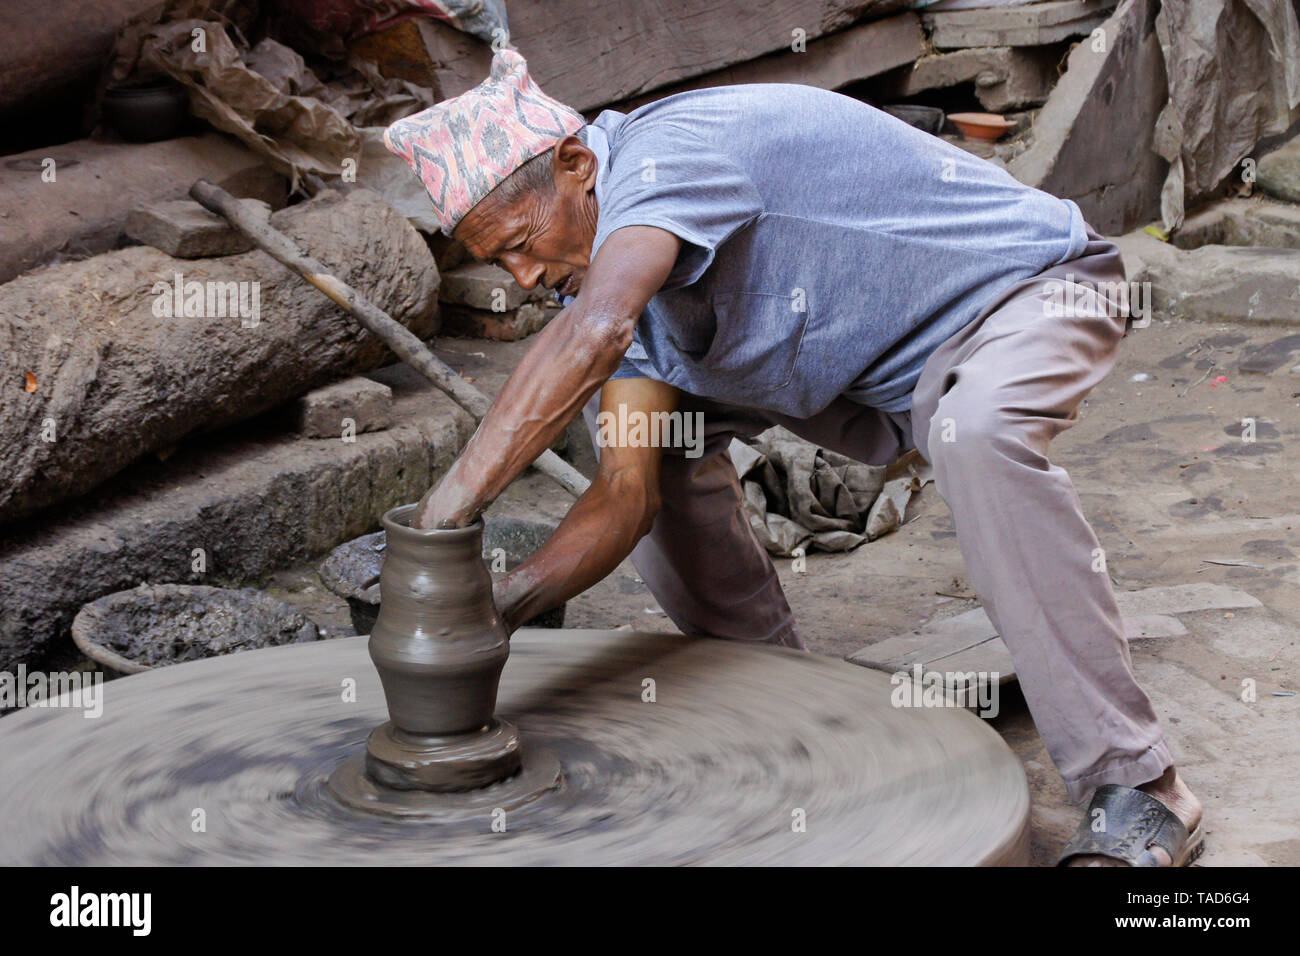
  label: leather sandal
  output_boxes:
[1057,784,1205,866]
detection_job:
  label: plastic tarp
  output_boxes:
[729,428,933,557]
[1154,0,1300,229]
[102,0,465,190]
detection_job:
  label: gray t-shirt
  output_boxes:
[585,84,1089,415]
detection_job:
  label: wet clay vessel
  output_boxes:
[363,504,520,792]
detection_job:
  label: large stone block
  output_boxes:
[1008,0,1168,234]
[439,261,536,312]
[0,367,474,671]
[293,376,394,438]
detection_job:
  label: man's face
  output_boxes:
[452,135,599,298]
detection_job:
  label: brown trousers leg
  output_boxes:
[908,233,1172,800]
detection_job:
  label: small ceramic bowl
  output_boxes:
[947,112,1017,142]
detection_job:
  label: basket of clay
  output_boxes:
[318,515,567,635]
[72,584,320,675]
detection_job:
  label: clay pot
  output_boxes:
[102,80,189,142]
[367,504,510,737]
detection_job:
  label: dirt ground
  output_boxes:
[274,317,1299,867]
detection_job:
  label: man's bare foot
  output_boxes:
[1067,766,1202,866]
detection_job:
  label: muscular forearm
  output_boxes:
[415,305,631,529]
[492,469,657,633]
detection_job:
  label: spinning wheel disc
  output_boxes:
[0,631,1029,865]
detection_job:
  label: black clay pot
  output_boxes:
[102,81,189,143]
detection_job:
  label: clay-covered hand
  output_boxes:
[413,479,478,530]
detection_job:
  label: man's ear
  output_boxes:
[553,135,597,192]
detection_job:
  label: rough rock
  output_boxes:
[0,188,439,525]
[1257,136,1300,203]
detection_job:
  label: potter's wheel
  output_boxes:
[0,630,1029,865]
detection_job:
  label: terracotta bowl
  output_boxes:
[948,112,1017,142]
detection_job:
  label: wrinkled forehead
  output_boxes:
[453,190,531,259]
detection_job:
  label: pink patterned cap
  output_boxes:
[383,48,585,235]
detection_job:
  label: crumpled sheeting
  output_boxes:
[1154,0,1300,230]
[729,427,933,557]
[101,0,460,190]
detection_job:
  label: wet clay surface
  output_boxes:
[0,631,1029,865]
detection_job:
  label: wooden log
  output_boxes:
[0,189,439,525]
[0,0,159,117]
[423,0,913,112]
[611,12,925,113]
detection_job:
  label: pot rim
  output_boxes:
[382,503,483,541]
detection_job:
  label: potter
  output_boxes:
[381,48,1203,865]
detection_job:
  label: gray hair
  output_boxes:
[488,127,589,207]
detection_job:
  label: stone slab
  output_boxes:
[125,198,268,258]
[846,584,1260,686]
[293,376,394,438]
[0,134,286,283]
[612,13,926,112]
[923,0,1116,48]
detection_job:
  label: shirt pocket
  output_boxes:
[704,290,811,395]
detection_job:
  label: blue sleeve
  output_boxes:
[592,124,764,290]
[608,334,653,380]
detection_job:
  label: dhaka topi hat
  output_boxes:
[383,48,586,236]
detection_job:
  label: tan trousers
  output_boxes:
[583,232,1174,801]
